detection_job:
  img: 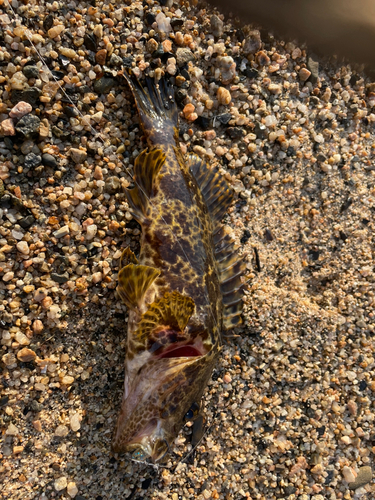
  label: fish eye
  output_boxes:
[184,402,200,421]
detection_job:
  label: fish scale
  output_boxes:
[111,71,246,462]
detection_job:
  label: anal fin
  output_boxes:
[125,148,166,222]
[117,263,160,310]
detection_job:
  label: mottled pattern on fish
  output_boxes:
[112,73,245,462]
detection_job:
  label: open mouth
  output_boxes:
[158,344,202,358]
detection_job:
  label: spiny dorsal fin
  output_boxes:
[125,148,166,222]
[117,263,160,310]
[119,247,138,270]
[186,154,234,229]
[136,291,195,342]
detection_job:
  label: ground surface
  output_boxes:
[1,0,375,499]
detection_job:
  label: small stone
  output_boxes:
[51,272,69,284]
[70,413,81,432]
[243,30,262,55]
[13,445,24,455]
[109,53,122,67]
[349,466,373,490]
[48,24,65,39]
[67,482,78,498]
[39,120,50,138]
[217,87,231,105]
[256,50,270,66]
[23,65,39,79]
[61,375,75,385]
[9,101,33,120]
[86,224,97,240]
[183,103,196,120]
[342,466,357,483]
[84,33,97,51]
[0,118,15,136]
[16,240,29,255]
[3,271,14,282]
[33,319,44,334]
[6,423,18,436]
[226,127,245,139]
[95,49,107,65]
[15,114,41,139]
[176,48,195,66]
[35,382,46,391]
[43,14,54,32]
[53,225,70,238]
[42,153,58,168]
[93,76,115,94]
[105,176,121,194]
[2,353,16,366]
[307,56,319,84]
[54,476,68,492]
[24,152,42,169]
[210,14,224,37]
[32,420,42,432]
[10,88,41,106]
[55,425,69,437]
[70,148,87,164]
[17,347,37,362]
[299,67,311,82]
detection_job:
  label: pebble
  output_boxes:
[61,376,75,385]
[217,87,231,105]
[24,152,42,169]
[67,482,78,498]
[55,425,69,437]
[243,30,262,55]
[32,319,44,334]
[9,101,33,119]
[10,88,41,106]
[22,65,39,79]
[48,24,65,39]
[299,67,311,82]
[6,423,19,436]
[105,176,121,194]
[42,153,58,168]
[54,476,68,492]
[16,241,29,254]
[95,49,107,65]
[210,15,224,37]
[342,466,357,483]
[0,118,15,136]
[53,225,70,238]
[176,47,195,66]
[93,76,115,94]
[70,148,87,164]
[16,348,37,362]
[15,114,41,139]
[349,466,373,489]
[70,413,81,432]
[86,224,98,240]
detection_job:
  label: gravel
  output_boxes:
[1,0,375,499]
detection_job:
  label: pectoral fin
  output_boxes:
[117,263,160,310]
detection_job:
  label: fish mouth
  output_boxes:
[120,418,170,463]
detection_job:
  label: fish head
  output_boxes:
[112,351,216,463]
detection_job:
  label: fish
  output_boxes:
[111,72,246,463]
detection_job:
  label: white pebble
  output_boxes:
[70,413,81,432]
[16,241,29,254]
[54,476,67,492]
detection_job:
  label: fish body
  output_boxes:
[112,74,245,462]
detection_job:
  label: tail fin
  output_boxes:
[123,70,178,144]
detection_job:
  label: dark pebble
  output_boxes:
[170,18,184,30]
[64,105,79,117]
[51,272,69,284]
[0,396,9,407]
[42,153,58,168]
[141,477,153,489]
[15,115,40,139]
[307,56,319,84]
[254,122,267,139]
[59,55,70,68]
[264,228,274,241]
[0,194,12,209]
[79,85,91,94]
[122,56,133,68]
[43,14,54,31]
[22,65,39,79]
[216,113,232,125]
[309,95,320,107]
[240,229,251,244]
[242,66,258,79]
[3,137,13,150]
[19,215,35,229]
[339,230,348,241]
[175,88,188,104]
[226,127,245,139]
[284,485,296,495]
[145,12,156,25]
[93,76,115,94]
[51,70,65,80]
[286,146,296,157]
[195,115,212,130]
[24,152,42,169]
[84,33,97,51]
[10,88,41,106]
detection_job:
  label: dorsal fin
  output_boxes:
[125,148,166,223]
[136,291,195,342]
[117,263,160,310]
[186,154,234,231]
